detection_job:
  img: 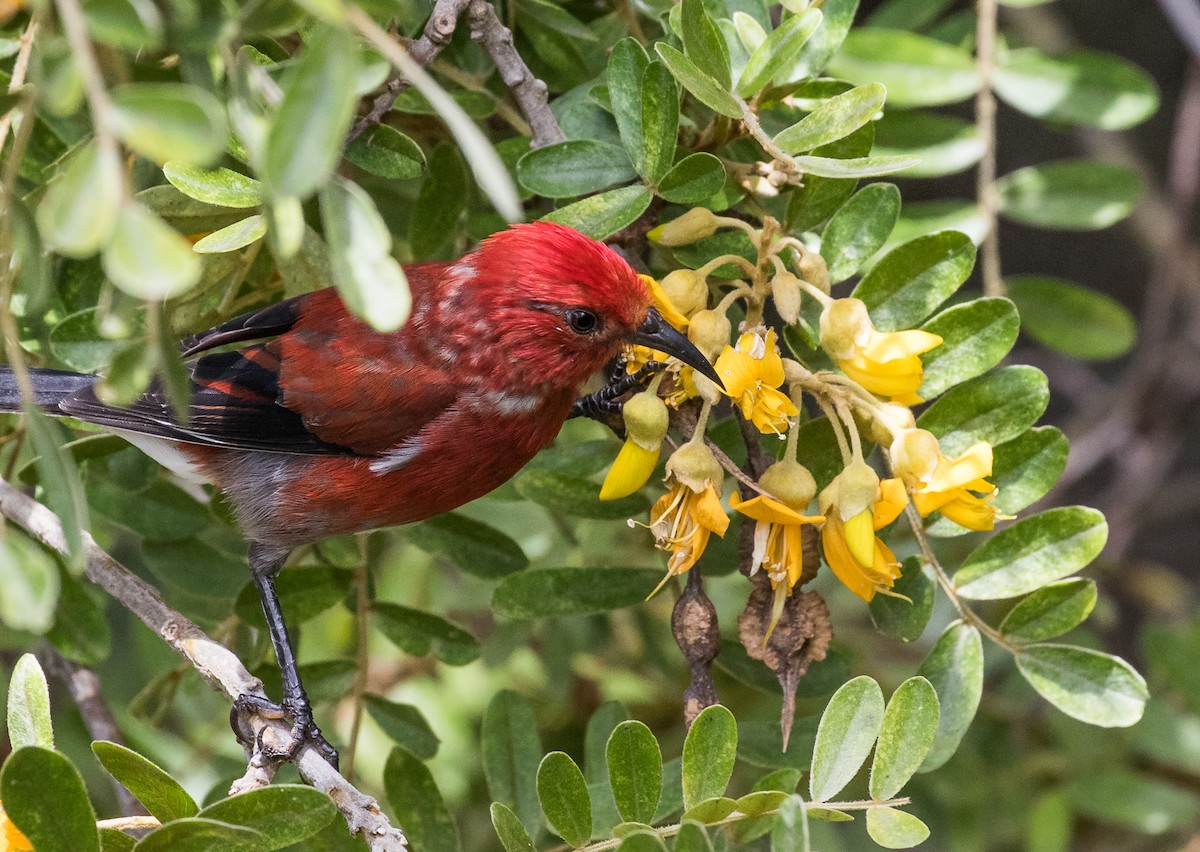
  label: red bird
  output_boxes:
[0,222,717,768]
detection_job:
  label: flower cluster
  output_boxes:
[603,209,1011,621]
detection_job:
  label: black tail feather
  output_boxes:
[0,366,95,414]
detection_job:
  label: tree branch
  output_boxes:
[0,479,407,852]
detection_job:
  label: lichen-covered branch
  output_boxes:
[0,479,408,852]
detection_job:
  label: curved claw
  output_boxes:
[232,693,340,771]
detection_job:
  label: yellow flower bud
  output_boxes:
[647,208,719,246]
[798,250,829,293]
[688,309,732,361]
[666,441,723,493]
[758,460,816,511]
[770,271,802,324]
[841,508,877,569]
[818,297,871,362]
[623,389,669,450]
[870,403,917,447]
[890,428,941,484]
[660,269,709,317]
[819,459,880,522]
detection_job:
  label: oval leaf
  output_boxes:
[820,182,900,283]
[917,622,982,772]
[192,215,266,254]
[7,654,53,750]
[872,110,983,178]
[865,806,930,849]
[518,140,637,198]
[995,160,1142,231]
[364,695,440,760]
[791,153,919,178]
[491,802,535,852]
[918,297,1020,399]
[853,230,975,331]
[1015,644,1147,727]
[1,746,99,852]
[991,427,1070,515]
[373,602,479,665]
[406,513,528,579]
[954,506,1108,600]
[657,153,726,204]
[827,28,979,107]
[809,676,884,802]
[493,568,664,619]
[1007,275,1137,360]
[515,470,649,519]
[682,704,737,809]
[103,203,202,299]
[198,785,336,849]
[92,741,198,823]
[639,61,680,185]
[111,83,226,166]
[483,690,543,837]
[607,721,662,824]
[736,8,823,96]
[345,125,426,180]
[774,83,886,155]
[654,43,743,118]
[36,141,122,258]
[1000,579,1097,642]
[132,817,264,851]
[869,678,939,800]
[383,748,460,852]
[917,364,1049,457]
[543,184,654,241]
[538,752,592,847]
[162,162,263,208]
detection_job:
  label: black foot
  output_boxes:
[570,359,665,422]
[231,693,339,771]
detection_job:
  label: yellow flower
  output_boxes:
[819,298,942,405]
[891,428,1005,531]
[644,443,730,596]
[600,390,669,501]
[0,805,31,852]
[713,329,800,436]
[819,473,908,602]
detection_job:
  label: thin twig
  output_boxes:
[0,17,37,146]
[975,0,1003,297]
[0,479,408,851]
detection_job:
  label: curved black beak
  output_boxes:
[628,308,722,387]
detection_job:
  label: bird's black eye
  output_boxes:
[566,309,599,334]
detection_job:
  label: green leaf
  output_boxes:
[132,818,264,851]
[917,622,982,772]
[654,44,743,118]
[515,470,649,519]
[853,230,975,331]
[538,752,592,847]
[682,705,737,809]
[1000,579,1097,642]
[518,140,637,198]
[639,61,680,185]
[828,28,979,107]
[787,123,874,232]
[320,176,410,332]
[373,602,480,665]
[865,807,929,848]
[872,110,983,178]
[681,796,737,823]
[991,427,1070,515]
[809,676,884,802]
[344,125,426,180]
[100,827,136,852]
[1,747,99,852]
[736,719,818,770]
[736,790,790,816]
[607,721,662,824]
[491,802,535,852]
[163,163,261,210]
[868,558,933,642]
[110,83,226,166]
[995,160,1142,231]
[25,409,88,569]
[364,695,440,759]
[820,182,900,283]
[263,26,360,198]
[674,820,713,852]
[770,795,810,852]
[7,654,53,750]
[234,566,349,626]
[608,38,651,168]
[736,8,823,96]
[36,140,122,258]
[584,700,629,785]
[917,365,1049,457]
[954,506,1108,600]
[0,530,61,633]
[92,741,197,823]
[869,678,939,800]
[46,306,114,369]
[102,203,202,299]
[1017,644,1147,727]
[774,83,887,155]
[789,154,919,178]
[383,748,460,852]
[918,297,1020,399]
[483,690,543,838]
[407,513,528,579]
[1066,771,1199,834]
[618,830,667,851]
[681,0,731,88]
[493,568,665,619]
[192,215,266,254]
[198,785,336,849]
[1007,275,1137,360]
[993,48,1159,130]
[411,143,468,257]
[47,569,111,665]
[657,153,726,204]
[543,184,654,240]
[866,0,955,31]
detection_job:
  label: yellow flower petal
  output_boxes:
[600,439,661,501]
[694,484,732,537]
[862,328,942,361]
[821,517,878,601]
[925,442,993,492]
[843,508,876,569]
[640,274,691,330]
[874,478,909,529]
[730,491,824,526]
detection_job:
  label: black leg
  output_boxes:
[570,359,665,422]
[230,543,339,770]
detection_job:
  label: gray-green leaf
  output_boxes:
[7,654,53,750]
[92,741,197,823]
[865,807,929,848]
[995,160,1142,231]
[518,140,637,198]
[483,691,543,838]
[682,704,737,809]
[373,602,480,665]
[543,184,654,240]
[36,141,122,258]
[192,215,266,254]
[736,8,823,96]
[1000,579,1097,642]
[607,721,662,824]
[809,676,884,801]
[102,203,202,299]
[196,785,335,849]
[383,748,460,852]
[1,746,99,852]
[110,83,226,166]
[538,752,592,847]
[869,678,939,800]
[917,365,1049,457]
[657,153,725,204]
[654,44,743,118]
[918,297,1020,399]
[492,567,664,619]
[918,621,982,772]
[1015,644,1147,727]
[491,802,535,852]
[1007,275,1137,360]
[820,182,900,283]
[827,28,979,107]
[853,230,975,331]
[774,83,886,155]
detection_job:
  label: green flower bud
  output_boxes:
[647,208,719,246]
[759,459,817,511]
[667,441,723,493]
[660,268,709,317]
[623,389,669,450]
[688,308,732,361]
[770,271,802,324]
[818,297,871,362]
[798,250,829,293]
